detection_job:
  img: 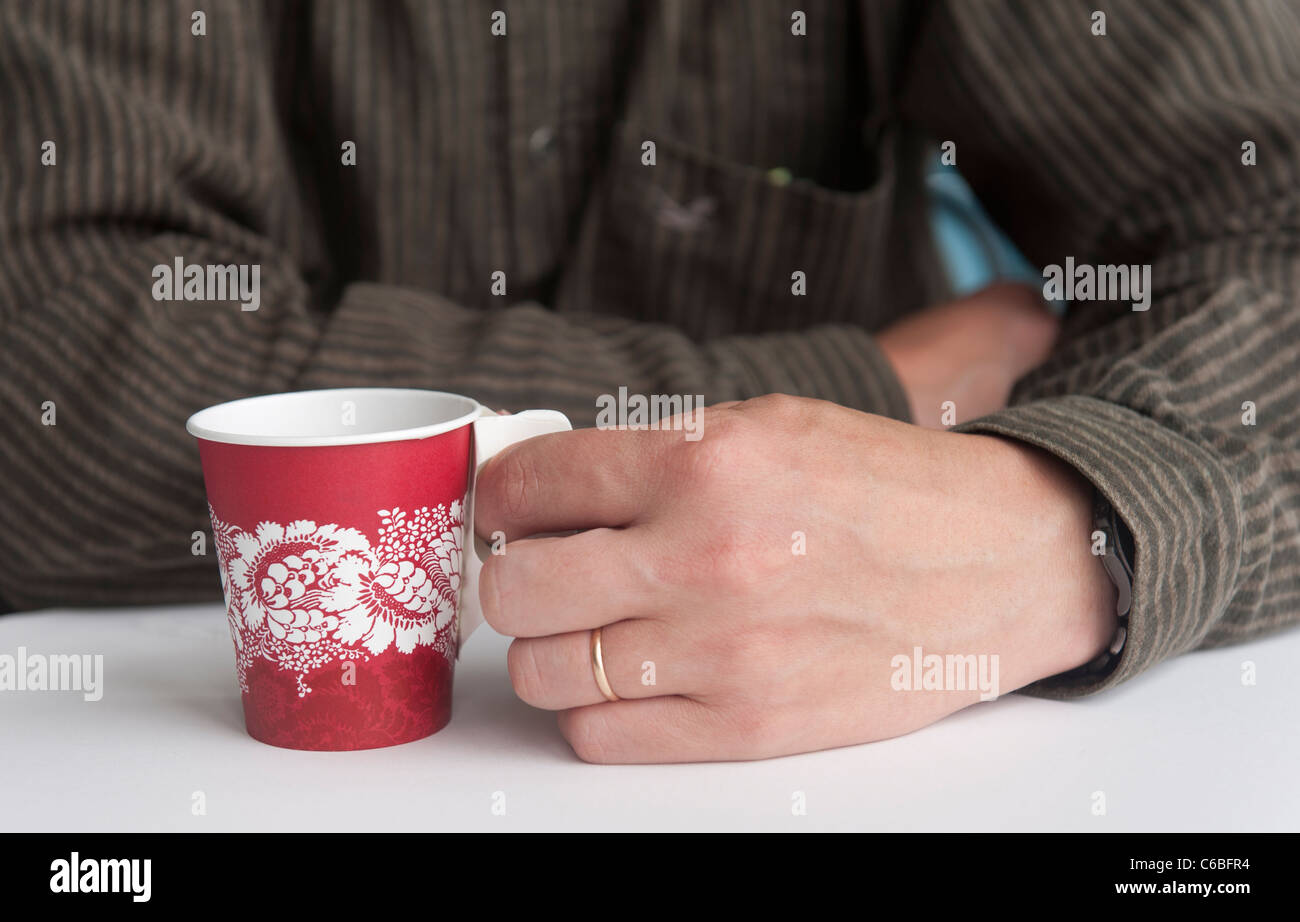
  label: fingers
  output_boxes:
[480,528,663,637]
[556,697,741,764]
[475,426,680,540]
[506,618,683,710]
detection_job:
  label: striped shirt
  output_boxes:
[0,0,1296,698]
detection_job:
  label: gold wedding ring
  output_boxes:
[590,627,620,702]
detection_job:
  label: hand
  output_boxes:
[475,396,1116,763]
[877,281,1059,428]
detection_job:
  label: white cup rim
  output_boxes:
[186,388,483,447]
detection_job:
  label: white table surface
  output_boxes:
[1,604,1295,832]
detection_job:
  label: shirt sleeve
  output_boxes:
[899,0,1300,697]
[0,2,909,611]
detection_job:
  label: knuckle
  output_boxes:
[747,392,803,419]
[558,709,611,764]
[755,393,825,436]
[506,640,545,705]
[707,621,784,686]
[672,412,747,487]
[718,703,783,759]
[499,447,538,521]
[698,533,764,595]
[478,555,514,633]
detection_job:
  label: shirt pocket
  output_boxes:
[556,122,900,340]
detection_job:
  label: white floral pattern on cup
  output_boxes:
[210,502,464,696]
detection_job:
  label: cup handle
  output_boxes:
[458,407,572,653]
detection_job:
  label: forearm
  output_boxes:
[900,0,1300,693]
[0,237,913,611]
[298,283,912,426]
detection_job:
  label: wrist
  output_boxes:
[875,334,925,426]
[978,434,1118,681]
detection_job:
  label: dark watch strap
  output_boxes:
[1059,491,1135,679]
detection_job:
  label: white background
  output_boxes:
[1,604,1296,832]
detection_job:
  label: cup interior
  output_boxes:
[186,388,480,447]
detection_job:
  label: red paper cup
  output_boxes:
[186,389,569,750]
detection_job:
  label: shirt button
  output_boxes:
[766,167,793,187]
[528,125,556,160]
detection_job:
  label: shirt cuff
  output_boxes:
[952,395,1244,698]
